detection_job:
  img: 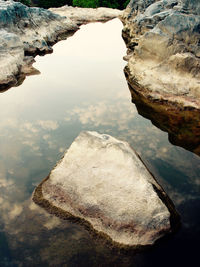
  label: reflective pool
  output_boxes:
[0,19,199,266]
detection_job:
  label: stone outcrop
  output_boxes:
[33,131,179,248]
[121,0,200,110]
[0,0,121,91]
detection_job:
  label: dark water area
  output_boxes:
[0,19,199,266]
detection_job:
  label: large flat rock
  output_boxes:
[121,0,200,111]
[33,131,179,247]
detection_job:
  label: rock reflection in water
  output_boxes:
[0,65,40,93]
[3,199,136,266]
[126,81,200,157]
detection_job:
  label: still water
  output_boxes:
[0,19,199,267]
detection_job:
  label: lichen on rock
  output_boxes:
[33,131,179,248]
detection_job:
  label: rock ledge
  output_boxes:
[121,0,200,111]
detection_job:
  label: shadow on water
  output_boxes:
[0,231,12,266]
[126,78,200,157]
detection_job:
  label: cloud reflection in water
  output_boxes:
[0,18,199,266]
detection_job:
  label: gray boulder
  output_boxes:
[122,0,200,110]
[33,131,179,248]
[0,0,74,55]
[0,0,74,89]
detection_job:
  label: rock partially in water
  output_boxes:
[0,0,121,90]
[127,82,200,156]
[121,0,200,110]
[0,0,75,54]
[0,30,24,89]
[33,131,179,248]
[0,0,75,90]
[0,29,40,91]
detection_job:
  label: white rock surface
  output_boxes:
[0,0,121,89]
[34,131,178,247]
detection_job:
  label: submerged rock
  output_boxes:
[33,131,179,248]
[121,0,200,110]
[0,0,121,90]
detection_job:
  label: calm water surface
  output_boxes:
[0,19,199,267]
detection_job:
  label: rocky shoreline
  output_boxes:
[0,0,121,91]
[121,0,200,155]
[121,0,200,111]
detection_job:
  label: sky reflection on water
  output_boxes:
[0,19,199,266]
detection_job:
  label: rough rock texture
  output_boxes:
[0,0,73,89]
[33,131,179,248]
[121,0,200,110]
[0,0,75,54]
[0,30,24,88]
[0,0,121,90]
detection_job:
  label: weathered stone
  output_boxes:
[0,0,121,90]
[0,30,24,87]
[121,0,200,110]
[0,0,74,54]
[33,131,179,248]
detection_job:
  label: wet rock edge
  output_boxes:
[32,151,180,251]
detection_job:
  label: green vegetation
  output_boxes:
[14,0,129,9]
[14,1,73,8]
[36,0,73,9]
[72,0,129,9]
[14,0,32,6]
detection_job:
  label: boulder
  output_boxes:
[0,0,75,55]
[121,0,200,110]
[33,131,179,248]
[0,0,74,90]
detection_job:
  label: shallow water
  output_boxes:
[0,19,199,267]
